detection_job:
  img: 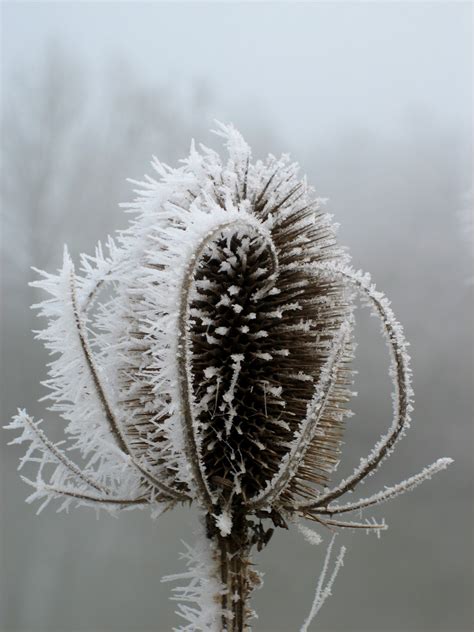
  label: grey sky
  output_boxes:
[2,2,472,147]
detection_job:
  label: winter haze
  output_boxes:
[1,2,472,631]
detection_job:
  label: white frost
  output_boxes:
[214,509,233,537]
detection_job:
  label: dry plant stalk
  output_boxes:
[6,124,452,631]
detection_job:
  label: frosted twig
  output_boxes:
[6,410,107,493]
[22,478,149,506]
[300,535,346,632]
[314,458,453,515]
[294,263,414,509]
[69,265,130,454]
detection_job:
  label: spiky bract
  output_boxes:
[114,125,354,518]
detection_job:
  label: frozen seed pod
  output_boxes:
[6,123,452,632]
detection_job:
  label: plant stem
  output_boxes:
[207,514,256,631]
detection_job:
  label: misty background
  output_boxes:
[0,3,472,631]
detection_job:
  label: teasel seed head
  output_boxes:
[7,122,452,631]
[115,123,354,530]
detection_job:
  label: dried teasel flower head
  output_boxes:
[7,123,452,631]
[122,125,354,516]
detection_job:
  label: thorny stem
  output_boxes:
[206,514,256,632]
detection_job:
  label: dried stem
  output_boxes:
[17,411,107,493]
[30,483,149,505]
[206,515,256,632]
[70,267,129,453]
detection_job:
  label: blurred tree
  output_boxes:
[1,48,210,277]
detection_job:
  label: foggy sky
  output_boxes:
[2,2,472,149]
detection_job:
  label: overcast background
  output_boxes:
[1,2,473,632]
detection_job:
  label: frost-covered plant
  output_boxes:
[6,124,452,631]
